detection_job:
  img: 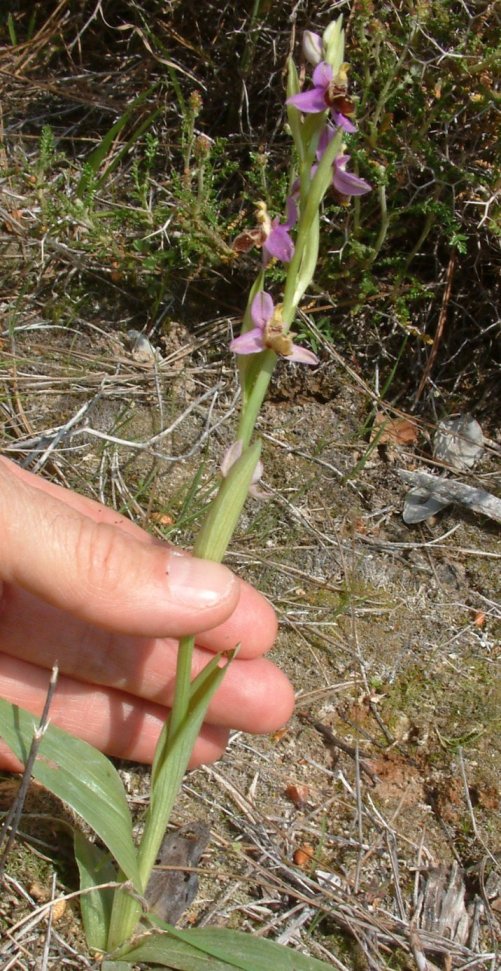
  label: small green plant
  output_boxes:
[36,125,57,178]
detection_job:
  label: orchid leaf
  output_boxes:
[74,830,117,951]
[143,656,231,875]
[0,699,140,886]
[102,964,133,970]
[118,925,335,970]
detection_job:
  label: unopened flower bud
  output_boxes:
[302,30,322,66]
[221,441,264,498]
[322,17,345,70]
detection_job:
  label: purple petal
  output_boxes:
[250,291,274,330]
[312,61,333,88]
[263,224,294,264]
[230,328,265,355]
[333,156,371,196]
[285,344,319,366]
[332,110,357,133]
[287,88,329,113]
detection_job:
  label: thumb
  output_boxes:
[0,461,238,638]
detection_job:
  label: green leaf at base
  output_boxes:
[0,698,139,885]
[118,926,336,970]
[74,830,117,951]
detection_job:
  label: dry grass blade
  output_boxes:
[0,667,59,876]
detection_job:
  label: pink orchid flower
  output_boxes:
[230,291,319,365]
[262,196,298,265]
[287,61,357,133]
[233,198,298,265]
[316,125,371,196]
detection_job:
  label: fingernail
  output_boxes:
[167,552,236,610]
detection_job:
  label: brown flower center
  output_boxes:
[326,64,354,115]
[264,305,294,356]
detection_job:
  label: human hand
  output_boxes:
[0,457,294,772]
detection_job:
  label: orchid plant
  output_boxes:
[0,17,371,970]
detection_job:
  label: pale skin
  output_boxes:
[0,457,295,772]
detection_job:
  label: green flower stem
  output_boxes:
[167,633,196,745]
[282,124,344,321]
[193,441,262,559]
[237,349,276,449]
[106,442,263,951]
[166,438,263,741]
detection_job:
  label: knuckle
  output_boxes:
[73,520,127,604]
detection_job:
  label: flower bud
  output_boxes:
[302,30,322,66]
